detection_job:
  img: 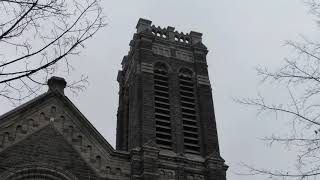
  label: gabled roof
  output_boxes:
[0,77,131,178]
[0,89,117,154]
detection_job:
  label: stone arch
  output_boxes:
[177,67,200,154]
[153,61,173,150]
[3,166,78,180]
[178,67,194,78]
[153,61,171,73]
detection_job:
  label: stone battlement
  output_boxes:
[136,18,203,45]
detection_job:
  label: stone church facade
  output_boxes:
[0,19,228,180]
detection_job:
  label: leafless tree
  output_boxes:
[0,0,105,105]
[236,1,320,179]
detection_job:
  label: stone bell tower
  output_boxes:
[116,18,227,179]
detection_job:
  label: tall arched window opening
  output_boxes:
[179,68,200,154]
[153,63,172,150]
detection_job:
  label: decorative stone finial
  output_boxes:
[190,31,203,44]
[136,18,152,33]
[167,26,175,32]
[47,76,67,94]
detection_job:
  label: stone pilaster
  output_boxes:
[131,148,142,180]
[142,141,160,180]
[205,153,228,180]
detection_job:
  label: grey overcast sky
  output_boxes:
[0,0,319,179]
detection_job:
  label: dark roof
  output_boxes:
[0,90,129,157]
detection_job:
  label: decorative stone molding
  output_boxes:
[197,75,211,86]
[54,106,130,179]
[152,43,194,62]
[187,174,205,180]
[152,45,171,57]
[141,62,153,73]
[176,50,193,62]
[159,168,175,180]
[0,104,130,179]
[0,106,55,151]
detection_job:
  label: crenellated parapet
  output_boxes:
[136,18,204,46]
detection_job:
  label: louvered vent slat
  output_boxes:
[154,69,172,150]
[179,74,200,154]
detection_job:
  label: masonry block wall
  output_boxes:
[116,18,228,179]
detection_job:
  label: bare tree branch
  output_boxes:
[0,0,106,103]
[237,1,320,179]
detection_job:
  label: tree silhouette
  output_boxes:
[0,0,105,104]
[237,1,320,179]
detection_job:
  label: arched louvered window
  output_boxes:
[179,68,200,154]
[153,63,172,150]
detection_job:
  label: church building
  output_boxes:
[0,19,228,180]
